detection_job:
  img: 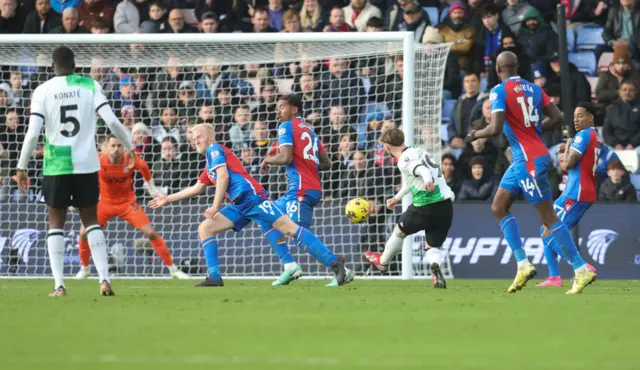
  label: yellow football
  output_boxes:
[345,198,370,223]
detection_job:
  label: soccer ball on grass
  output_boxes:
[345,198,370,223]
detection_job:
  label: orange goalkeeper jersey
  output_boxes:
[98,153,152,204]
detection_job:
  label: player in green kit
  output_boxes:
[364,128,454,288]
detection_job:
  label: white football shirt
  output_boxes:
[397,146,455,206]
[30,74,109,176]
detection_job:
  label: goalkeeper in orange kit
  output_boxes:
[74,135,189,279]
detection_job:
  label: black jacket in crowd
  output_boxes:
[603,4,640,45]
[603,98,640,148]
[22,10,61,33]
[598,178,638,201]
[457,176,496,201]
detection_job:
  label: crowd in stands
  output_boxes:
[0,0,639,206]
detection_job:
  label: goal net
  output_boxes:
[0,33,450,279]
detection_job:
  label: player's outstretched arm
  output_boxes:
[15,112,45,193]
[148,182,207,208]
[97,104,134,152]
[541,102,564,132]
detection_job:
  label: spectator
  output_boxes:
[517,7,558,69]
[603,80,640,150]
[533,66,546,88]
[23,0,61,33]
[441,153,461,196]
[281,8,302,32]
[327,132,355,198]
[152,136,185,195]
[360,112,384,150]
[465,0,486,31]
[78,0,114,32]
[342,0,381,32]
[213,85,235,124]
[268,0,285,31]
[139,1,167,33]
[253,78,278,130]
[473,3,513,77]
[195,56,254,101]
[396,0,430,43]
[436,1,476,73]
[323,6,354,32]
[599,0,640,62]
[50,7,89,33]
[457,156,496,201]
[546,52,591,115]
[501,0,533,35]
[154,55,193,106]
[0,108,23,177]
[251,119,274,157]
[422,26,461,99]
[131,122,159,164]
[152,106,183,145]
[0,0,24,34]
[238,7,277,32]
[89,19,109,33]
[471,98,509,162]
[181,122,206,185]
[200,11,223,33]
[598,159,638,201]
[540,85,565,150]
[486,35,532,91]
[300,0,327,32]
[195,0,231,24]
[88,56,117,98]
[372,119,398,168]
[596,44,640,108]
[176,81,198,123]
[447,73,484,150]
[229,105,253,153]
[299,73,325,127]
[9,70,26,108]
[114,0,149,33]
[321,105,356,156]
[165,9,197,33]
[28,53,53,91]
[458,119,505,180]
[239,141,262,177]
[321,57,365,119]
[563,0,609,25]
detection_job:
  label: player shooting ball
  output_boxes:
[74,135,189,280]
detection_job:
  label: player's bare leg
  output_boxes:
[139,224,189,279]
[47,207,67,296]
[365,226,405,273]
[534,201,595,294]
[492,188,537,293]
[272,215,353,286]
[194,214,235,287]
[78,206,114,296]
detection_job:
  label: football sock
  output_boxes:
[293,226,337,268]
[149,236,174,267]
[426,247,442,266]
[549,221,586,270]
[381,231,404,265]
[86,225,110,283]
[47,229,65,289]
[499,215,528,263]
[543,235,560,277]
[264,229,295,265]
[78,237,91,267]
[202,237,221,279]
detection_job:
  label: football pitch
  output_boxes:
[1,279,637,370]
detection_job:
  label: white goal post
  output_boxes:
[0,32,450,280]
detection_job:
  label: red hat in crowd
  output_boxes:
[449,1,467,16]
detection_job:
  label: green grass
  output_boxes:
[0,279,638,370]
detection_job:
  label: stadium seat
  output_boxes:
[440,7,449,23]
[576,24,605,51]
[587,76,598,101]
[441,123,449,143]
[480,76,488,92]
[616,150,639,173]
[598,52,613,71]
[568,52,597,76]
[442,99,456,124]
[566,27,575,52]
[424,7,439,25]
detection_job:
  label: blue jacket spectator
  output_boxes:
[50,0,82,14]
[195,66,254,101]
